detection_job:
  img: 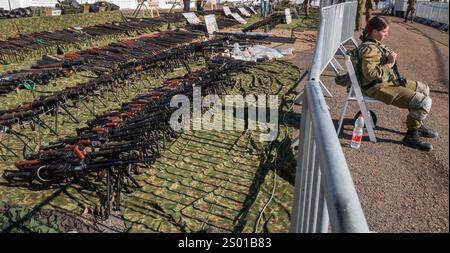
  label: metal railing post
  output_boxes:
[290,1,369,233]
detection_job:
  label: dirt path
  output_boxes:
[295,15,449,232]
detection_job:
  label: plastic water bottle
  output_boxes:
[350,114,365,149]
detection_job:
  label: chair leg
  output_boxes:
[337,99,350,136]
[357,100,377,142]
[329,61,341,75]
[319,80,333,97]
[331,57,345,74]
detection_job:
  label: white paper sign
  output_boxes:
[204,14,219,35]
[182,12,201,25]
[285,8,292,24]
[223,6,232,16]
[249,6,258,14]
[52,9,62,16]
[238,7,251,17]
[248,6,258,14]
[230,13,247,24]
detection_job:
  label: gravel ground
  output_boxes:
[284,15,448,232]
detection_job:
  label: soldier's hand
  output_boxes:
[387,51,398,65]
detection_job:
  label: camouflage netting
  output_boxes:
[0,11,124,41]
[0,59,300,233]
[120,60,300,233]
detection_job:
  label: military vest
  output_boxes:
[407,0,417,7]
[335,39,395,90]
[355,39,396,87]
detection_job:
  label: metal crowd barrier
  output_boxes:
[341,0,358,44]
[415,1,449,26]
[320,0,336,7]
[377,0,390,10]
[290,1,369,233]
[318,4,345,73]
[378,0,395,15]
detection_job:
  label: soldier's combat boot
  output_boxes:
[402,130,433,151]
[418,125,438,138]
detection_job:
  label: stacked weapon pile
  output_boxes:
[0,4,266,213]
[0,8,34,19]
[0,30,205,96]
[56,0,120,15]
[0,34,220,135]
[2,57,256,218]
[0,34,266,153]
[0,1,121,19]
[242,12,286,32]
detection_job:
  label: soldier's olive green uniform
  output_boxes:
[356,0,366,31]
[358,37,432,131]
[404,0,416,23]
[365,0,374,23]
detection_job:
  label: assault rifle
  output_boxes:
[393,63,407,86]
[242,13,286,32]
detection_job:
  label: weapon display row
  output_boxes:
[0,29,205,96]
[0,33,267,134]
[0,26,265,97]
[2,57,256,218]
[0,12,242,65]
[0,35,207,130]
[0,13,187,64]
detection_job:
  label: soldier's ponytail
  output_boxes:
[360,16,390,41]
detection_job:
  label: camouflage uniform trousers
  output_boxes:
[364,80,431,130]
[303,0,311,18]
[405,7,416,22]
[365,0,374,23]
[356,0,366,31]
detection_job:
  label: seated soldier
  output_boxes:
[357,16,438,151]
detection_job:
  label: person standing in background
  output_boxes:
[404,0,416,23]
[183,0,190,12]
[196,0,204,11]
[366,0,374,23]
[261,0,274,16]
[303,0,311,18]
[374,0,379,9]
[356,0,366,31]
